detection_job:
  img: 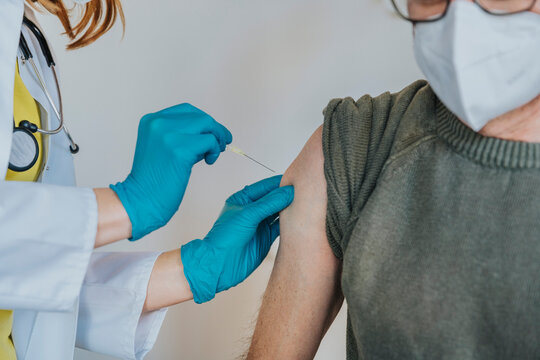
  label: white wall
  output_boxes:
[37,0,422,359]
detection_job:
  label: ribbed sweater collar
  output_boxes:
[436,101,540,169]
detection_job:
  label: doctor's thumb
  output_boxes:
[246,185,294,223]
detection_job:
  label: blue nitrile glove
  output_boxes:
[181,175,294,304]
[110,103,232,240]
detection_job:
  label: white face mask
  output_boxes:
[413,1,540,131]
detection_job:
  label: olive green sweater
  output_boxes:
[322,80,540,360]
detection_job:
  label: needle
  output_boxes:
[227,145,276,173]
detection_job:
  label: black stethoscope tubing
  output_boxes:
[17,16,79,155]
[21,16,55,67]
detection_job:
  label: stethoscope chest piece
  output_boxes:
[9,120,39,172]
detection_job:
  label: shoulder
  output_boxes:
[323,80,436,143]
[322,80,437,170]
[280,80,439,259]
[320,80,438,257]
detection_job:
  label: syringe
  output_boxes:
[227,145,275,173]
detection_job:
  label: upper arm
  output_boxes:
[247,126,343,360]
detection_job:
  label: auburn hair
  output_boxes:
[26,0,125,50]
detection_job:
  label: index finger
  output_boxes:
[227,175,283,205]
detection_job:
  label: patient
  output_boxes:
[243,0,540,356]
[245,79,540,360]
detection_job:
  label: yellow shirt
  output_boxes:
[0,61,44,360]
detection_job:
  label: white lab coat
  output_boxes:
[0,1,167,359]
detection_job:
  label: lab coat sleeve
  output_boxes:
[76,251,168,360]
[0,181,97,311]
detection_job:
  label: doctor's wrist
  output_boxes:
[143,249,194,312]
[93,188,133,248]
[180,240,222,304]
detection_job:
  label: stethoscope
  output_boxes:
[10,16,79,173]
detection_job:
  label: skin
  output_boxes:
[480,93,540,142]
[93,188,133,248]
[93,188,193,312]
[247,127,343,359]
[246,4,540,357]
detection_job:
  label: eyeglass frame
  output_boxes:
[390,0,538,23]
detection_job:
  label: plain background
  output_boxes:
[36,0,422,359]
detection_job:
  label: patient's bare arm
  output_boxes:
[247,126,343,359]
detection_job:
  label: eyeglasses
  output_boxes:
[390,0,538,23]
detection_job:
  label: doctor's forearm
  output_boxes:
[93,188,133,248]
[92,189,194,311]
[143,249,193,312]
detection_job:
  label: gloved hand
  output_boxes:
[110,103,232,240]
[181,175,294,304]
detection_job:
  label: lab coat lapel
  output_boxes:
[0,0,24,179]
[2,5,80,359]
[19,6,59,133]
[24,306,78,360]
[17,32,53,132]
[0,3,41,357]
[11,310,37,360]
[17,25,54,183]
[19,7,75,186]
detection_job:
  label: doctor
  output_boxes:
[0,0,294,359]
